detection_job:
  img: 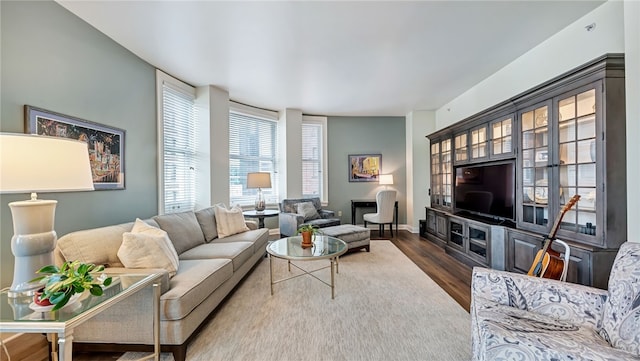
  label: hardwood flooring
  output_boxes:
[387,230,472,312]
[68,230,472,360]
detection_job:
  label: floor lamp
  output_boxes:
[246,172,271,212]
[0,133,94,297]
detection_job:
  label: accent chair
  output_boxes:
[363,190,397,237]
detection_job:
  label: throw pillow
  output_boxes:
[214,204,250,238]
[297,201,320,221]
[117,218,180,277]
[195,205,219,242]
[153,211,205,254]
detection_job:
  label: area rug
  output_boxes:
[120,240,471,361]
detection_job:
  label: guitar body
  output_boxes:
[528,248,564,280]
[527,194,581,281]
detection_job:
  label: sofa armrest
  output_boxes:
[279,212,304,236]
[472,267,608,328]
[319,209,335,219]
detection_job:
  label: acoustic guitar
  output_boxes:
[527,194,581,280]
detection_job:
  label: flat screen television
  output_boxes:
[454,162,515,220]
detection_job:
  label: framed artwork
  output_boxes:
[25,105,125,190]
[349,154,381,182]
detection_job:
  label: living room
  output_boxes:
[1,1,639,360]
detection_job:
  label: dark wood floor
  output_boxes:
[388,230,472,312]
[71,230,472,360]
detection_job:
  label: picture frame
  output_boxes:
[25,105,125,190]
[349,154,381,182]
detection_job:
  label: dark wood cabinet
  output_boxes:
[425,207,448,248]
[505,228,617,289]
[425,54,626,288]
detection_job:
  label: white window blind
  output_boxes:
[159,74,196,214]
[302,122,322,198]
[229,109,279,206]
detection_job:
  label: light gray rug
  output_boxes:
[120,240,471,361]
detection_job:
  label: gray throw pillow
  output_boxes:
[154,211,205,254]
[297,202,320,221]
[195,206,218,242]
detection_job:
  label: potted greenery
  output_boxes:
[31,260,113,311]
[297,224,321,248]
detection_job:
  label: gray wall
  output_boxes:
[327,116,406,227]
[0,1,157,287]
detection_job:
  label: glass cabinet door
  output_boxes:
[491,117,513,157]
[470,126,488,160]
[430,142,442,207]
[519,103,550,230]
[557,88,597,236]
[454,133,468,163]
[441,139,453,207]
[431,139,453,209]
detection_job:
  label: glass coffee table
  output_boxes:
[0,272,163,361]
[267,235,347,299]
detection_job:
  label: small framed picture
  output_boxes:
[349,154,381,182]
[25,105,125,190]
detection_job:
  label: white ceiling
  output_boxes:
[57,1,604,117]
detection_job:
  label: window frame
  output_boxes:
[302,115,328,203]
[156,70,197,215]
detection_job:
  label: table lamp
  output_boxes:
[379,174,394,189]
[0,133,94,296]
[246,172,271,212]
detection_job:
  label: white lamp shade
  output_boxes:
[246,172,272,189]
[0,133,94,193]
[379,174,394,185]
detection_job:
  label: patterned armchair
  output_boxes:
[278,197,341,237]
[471,241,640,361]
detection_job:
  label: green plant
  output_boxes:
[31,260,113,311]
[296,224,321,235]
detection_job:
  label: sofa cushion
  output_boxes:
[600,242,640,355]
[195,206,218,242]
[474,300,634,361]
[214,204,249,238]
[179,242,254,272]
[57,222,134,267]
[297,201,320,221]
[161,259,233,321]
[117,219,180,277]
[154,211,205,255]
[211,228,270,255]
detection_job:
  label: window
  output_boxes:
[229,104,279,206]
[302,116,327,201]
[157,70,196,214]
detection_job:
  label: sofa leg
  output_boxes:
[169,343,187,361]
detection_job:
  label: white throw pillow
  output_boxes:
[214,204,250,238]
[117,218,180,277]
[297,201,320,221]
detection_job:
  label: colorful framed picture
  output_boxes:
[25,105,125,190]
[349,154,381,182]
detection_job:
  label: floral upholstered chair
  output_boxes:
[471,241,640,361]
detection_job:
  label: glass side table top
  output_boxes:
[0,273,159,324]
[267,235,347,261]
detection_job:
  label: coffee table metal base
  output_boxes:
[269,255,341,299]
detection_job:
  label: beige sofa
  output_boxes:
[53,206,269,361]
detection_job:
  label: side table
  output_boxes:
[0,272,162,361]
[243,209,279,229]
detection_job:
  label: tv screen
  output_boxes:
[455,162,515,220]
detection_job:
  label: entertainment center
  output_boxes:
[424,54,626,289]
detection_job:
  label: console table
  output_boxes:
[351,199,398,233]
[0,272,162,361]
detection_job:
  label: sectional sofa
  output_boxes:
[53,205,269,361]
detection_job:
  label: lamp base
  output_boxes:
[255,188,266,212]
[8,198,57,297]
